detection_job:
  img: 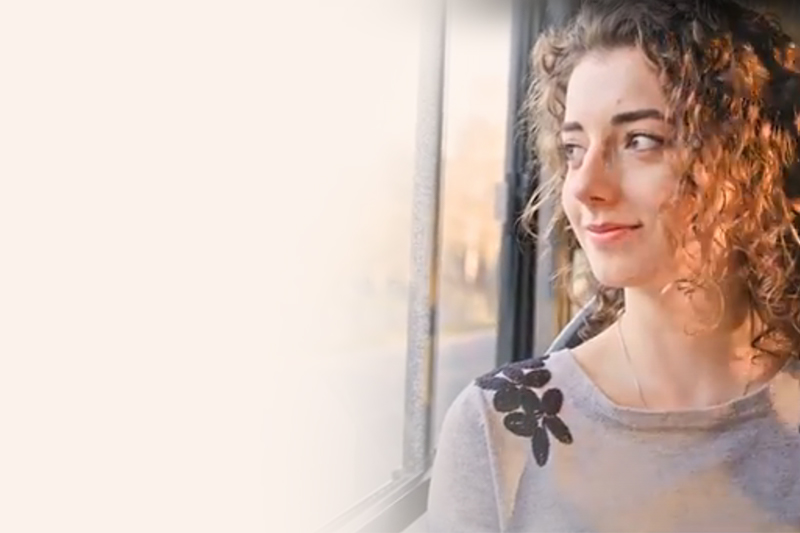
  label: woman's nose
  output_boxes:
[570,145,620,205]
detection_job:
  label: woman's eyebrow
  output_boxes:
[560,108,665,133]
[610,108,665,125]
[561,121,583,133]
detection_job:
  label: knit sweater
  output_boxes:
[427,349,800,532]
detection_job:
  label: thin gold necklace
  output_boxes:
[615,317,755,409]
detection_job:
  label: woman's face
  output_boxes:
[560,46,680,291]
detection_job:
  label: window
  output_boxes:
[433,2,511,441]
[289,3,515,532]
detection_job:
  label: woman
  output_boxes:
[428,1,800,531]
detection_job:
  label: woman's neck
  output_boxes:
[616,285,768,409]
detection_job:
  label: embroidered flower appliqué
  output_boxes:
[475,355,573,466]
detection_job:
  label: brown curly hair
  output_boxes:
[522,0,800,360]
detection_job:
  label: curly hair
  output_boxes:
[522,0,800,360]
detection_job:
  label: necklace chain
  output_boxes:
[615,317,755,409]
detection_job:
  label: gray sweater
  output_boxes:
[427,349,800,532]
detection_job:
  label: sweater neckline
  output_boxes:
[558,348,798,431]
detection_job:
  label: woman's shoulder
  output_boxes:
[473,349,573,393]
[429,352,575,531]
[448,350,575,419]
[770,355,800,430]
[442,350,577,465]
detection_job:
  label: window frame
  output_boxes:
[495,0,547,367]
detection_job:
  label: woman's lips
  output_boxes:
[585,223,643,245]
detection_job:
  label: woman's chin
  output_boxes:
[587,263,661,290]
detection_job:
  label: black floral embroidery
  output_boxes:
[475,354,573,467]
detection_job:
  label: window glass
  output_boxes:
[433,2,512,436]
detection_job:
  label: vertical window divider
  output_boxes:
[402,0,448,473]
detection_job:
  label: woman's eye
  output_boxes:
[562,143,586,164]
[626,133,663,151]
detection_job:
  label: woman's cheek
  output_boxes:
[561,176,579,217]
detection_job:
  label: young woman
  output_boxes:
[428,1,800,531]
